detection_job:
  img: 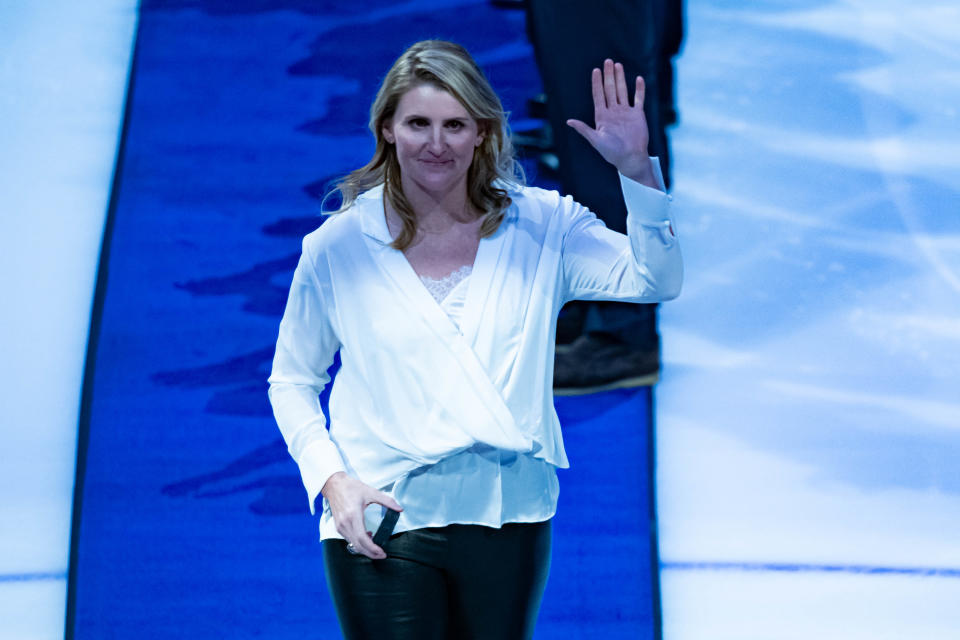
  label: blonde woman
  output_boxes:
[268,39,681,639]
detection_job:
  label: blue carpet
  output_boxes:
[70,2,658,637]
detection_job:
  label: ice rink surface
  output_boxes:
[0,2,137,638]
[657,1,960,637]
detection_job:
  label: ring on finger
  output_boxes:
[346,542,359,555]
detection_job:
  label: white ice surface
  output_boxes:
[0,2,137,638]
[0,581,68,640]
[658,0,960,637]
[660,569,960,640]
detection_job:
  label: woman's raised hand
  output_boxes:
[567,59,657,188]
[321,471,403,560]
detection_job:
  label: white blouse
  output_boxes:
[268,163,682,540]
[374,267,558,537]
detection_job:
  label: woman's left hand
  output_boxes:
[567,59,657,189]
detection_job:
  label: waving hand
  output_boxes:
[567,59,658,189]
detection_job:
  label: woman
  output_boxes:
[268,40,681,639]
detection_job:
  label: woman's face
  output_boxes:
[383,84,483,199]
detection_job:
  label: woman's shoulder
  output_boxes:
[508,183,580,224]
[303,212,355,254]
[303,185,383,252]
[511,183,562,205]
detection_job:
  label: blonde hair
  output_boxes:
[330,40,524,250]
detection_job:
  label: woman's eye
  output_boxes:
[446,121,464,130]
[410,118,428,127]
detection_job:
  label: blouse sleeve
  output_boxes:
[267,237,346,514]
[560,157,683,303]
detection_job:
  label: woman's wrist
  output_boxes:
[617,156,657,189]
[321,470,348,497]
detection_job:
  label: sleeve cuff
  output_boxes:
[620,158,676,244]
[296,439,347,515]
[619,176,670,221]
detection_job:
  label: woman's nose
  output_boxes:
[427,127,446,153]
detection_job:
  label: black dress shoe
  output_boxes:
[553,333,660,395]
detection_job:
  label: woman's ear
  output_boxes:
[382,121,395,144]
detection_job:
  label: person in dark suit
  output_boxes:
[526,0,684,393]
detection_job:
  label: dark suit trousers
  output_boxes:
[526,0,679,348]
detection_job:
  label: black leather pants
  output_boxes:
[323,521,552,640]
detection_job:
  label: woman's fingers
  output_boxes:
[614,61,628,106]
[350,530,385,560]
[345,486,401,559]
[591,67,605,113]
[574,59,651,173]
[634,75,646,110]
[594,60,641,111]
[326,473,398,560]
[567,118,598,147]
[340,509,385,559]
[602,59,617,107]
[374,490,403,513]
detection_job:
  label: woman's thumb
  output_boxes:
[377,490,403,512]
[566,119,596,145]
